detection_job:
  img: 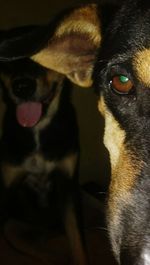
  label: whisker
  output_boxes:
[85,226,108,232]
[96,191,106,195]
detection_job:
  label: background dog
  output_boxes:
[0,56,89,264]
[0,0,149,264]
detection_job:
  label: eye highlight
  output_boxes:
[110,75,134,94]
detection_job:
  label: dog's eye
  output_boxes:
[110,75,134,94]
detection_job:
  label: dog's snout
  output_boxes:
[121,247,150,265]
[140,248,150,265]
[12,77,36,100]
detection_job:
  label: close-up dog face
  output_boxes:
[0,0,150,264]
[0,59,63,128]
[94,1,150,263]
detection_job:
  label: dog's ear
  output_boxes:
[0,4,117,87]
[0,25,50,60]
[0,4,101,87]
[31,4,101,87]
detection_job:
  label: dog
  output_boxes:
[0,56,90,264]
[0,0,149,264]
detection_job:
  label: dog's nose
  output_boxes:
[12,77,36,100]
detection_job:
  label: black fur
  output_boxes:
[1,1,150,264]
[0,58,87,264]
[94,0,150,264]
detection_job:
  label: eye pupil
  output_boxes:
[119,75,129,83]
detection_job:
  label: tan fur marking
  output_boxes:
[1,163,24,187]
[98,96,143,256]
[98,97,125,168]
[0,73,17,102]
[31,4,101,87]
[2,153,78,188]
[23,154,56,174]
[107,150,142,256]
[59,153,78,178]
[32,50,94,87]
[109,149,141,209]
[98,95,106,117]
[24,152,77,178]
[133,48,150,86]
[0,73,11,89]
[32,50,64,72]
[55,4,101,45]
[98,96,142,191]
[32,50,75,80]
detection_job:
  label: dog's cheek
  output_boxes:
[98,96,126,168]
[98,96,142,259]
[107,150,142,260]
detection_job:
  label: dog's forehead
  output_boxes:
[122,0,150,86]
[100,0,150,84]
[103,0,150,59]
[113,0,150,37]
[0,59,49,77]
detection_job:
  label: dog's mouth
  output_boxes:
[16,88,57,128]
[16,101,42,127]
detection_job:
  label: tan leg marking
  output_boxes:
[1,163,24,187]
[59,153,78,178]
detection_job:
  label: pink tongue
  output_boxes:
[16,102,42,127]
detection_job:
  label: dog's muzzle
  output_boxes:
[11,77,43,128]
[110,167,150,265]
[121,247,150,265]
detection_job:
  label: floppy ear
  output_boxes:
[0,25,48,59]
[0,4,120,87]
[0,4,101,87]
[31,4,101,87]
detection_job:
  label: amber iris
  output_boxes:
[111,75,133,94]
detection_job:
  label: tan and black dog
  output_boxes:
[0,0,150,264]
[0,55,90,264]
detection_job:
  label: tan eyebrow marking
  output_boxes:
[133,48,150,86]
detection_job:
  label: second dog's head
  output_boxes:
[0,59,63,128]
